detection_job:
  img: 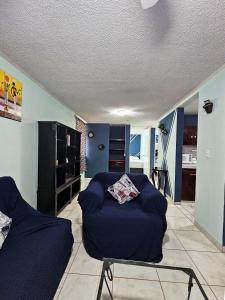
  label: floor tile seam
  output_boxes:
[175,206,190,218]
[166,229,185,250]
[163,243,219,254]
[155,267,166,299]
[172,229,199,232]
[164,232,220,253]
[65,242,82,274]
[158,278,167,300]
[207,285,220,300]
[183,248,211,286]
[113,276,159,282]
[66,272,101,277]
[56,272,69,300]
[172,231,209,285]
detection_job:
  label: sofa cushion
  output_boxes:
[0,214,73,300]
[0,211,12,249]
[107,174,140,204]
[94,172,149,195]
[83,197,165,262]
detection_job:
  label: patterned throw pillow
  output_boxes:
[0,211,12,249]
[107,174,140,204]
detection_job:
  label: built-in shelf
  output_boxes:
[109,126,126,172]
[110,138,125,142]
[109,149,124,151]
[38,121,81,216]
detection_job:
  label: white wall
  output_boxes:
[0,55,75,208]
[195,69,225,245]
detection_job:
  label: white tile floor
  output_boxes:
[54,180,225,300]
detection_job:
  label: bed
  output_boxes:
[130,156,144,173]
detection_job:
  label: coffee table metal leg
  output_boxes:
[187,274,193,300]
[193,272,209,300]
[96,261,113,300]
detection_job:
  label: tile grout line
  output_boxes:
[171,229,221,300]
[173,230,210,286]
[65,242,82,274]
[163,229,185,251]
[164,231,220,254]
[55,272,69,300]
[207,286,220,300]
[156,267,166,300]
[186,249,225,288]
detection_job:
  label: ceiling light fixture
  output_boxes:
[141,0,159,9]
[113,109,132,116]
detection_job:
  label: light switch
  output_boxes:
[205,149,211,158]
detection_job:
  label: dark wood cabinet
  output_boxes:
[37,121,81,216]
[183,126,197,146]
[182,168,196,201]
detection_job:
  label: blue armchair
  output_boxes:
[78,172,167,263]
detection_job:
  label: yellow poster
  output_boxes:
[0,69,23,121]
[0,69,4,99]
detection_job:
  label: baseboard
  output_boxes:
[194,221,224,252]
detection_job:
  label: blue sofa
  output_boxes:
[78,172,167,263]
[0,177,74,300]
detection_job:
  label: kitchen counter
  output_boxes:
[182,164,197,169]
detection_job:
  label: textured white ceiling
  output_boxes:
[1,1,225,125]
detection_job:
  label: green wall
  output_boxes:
[158,66,225,246]
[195,68,225,246]
[0,55,75,208]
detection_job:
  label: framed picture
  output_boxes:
[0,69,23,122]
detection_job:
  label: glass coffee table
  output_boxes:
[96,258,209,300]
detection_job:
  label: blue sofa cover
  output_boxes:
[0,177,74,300]
[78,172,167,263]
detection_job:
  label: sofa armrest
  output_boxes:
[139,182,167,216]
[78,180,104,214]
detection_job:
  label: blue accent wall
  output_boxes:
[184,114,198,126]
[85,123,109,177]
[130,134,141,158]
[150,128,156,173]
[175,107,184,202]
[86,123,130,177]
[125,125,130,172]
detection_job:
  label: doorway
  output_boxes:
[129,126,150,176]
[180,94,199,219]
